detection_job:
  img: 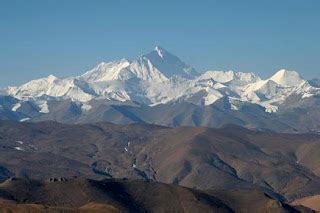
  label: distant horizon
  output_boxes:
[1,0,319,87]
[1,45,319,88]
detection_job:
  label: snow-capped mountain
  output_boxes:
[80,46,197,82]
[1,46,320,133]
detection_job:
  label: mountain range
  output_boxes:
[1,46,320,133]
[1,121,320,211]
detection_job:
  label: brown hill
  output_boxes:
[0,178,312,213]
[0,121,320,202]
[291,195,320,211]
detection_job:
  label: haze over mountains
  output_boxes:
[1,46,320,133]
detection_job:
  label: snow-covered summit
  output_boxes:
[141,46,198,79]
[269,69,305,87]
[81,59,131,82]
[197,71,235,83]
[197,71,260,85]
[3,47,319,114]
[80,46,198,83]
[6,75,93,102]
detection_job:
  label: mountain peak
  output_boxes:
[140,47,198,79]
[270,69,304,87]
[42,75,58,84]
[81,59,131,82]
[47,74,56,78]
[154,46,167,58]
[82,47,198,82]
[155,45,164,50]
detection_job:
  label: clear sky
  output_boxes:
[0,0,319,87]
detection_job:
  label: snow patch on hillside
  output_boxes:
[11,103,21,112]
[38,101,49,113]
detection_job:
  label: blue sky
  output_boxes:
[0,0,319,87]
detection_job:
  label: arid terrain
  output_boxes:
[0,177,314,212]
[0,121,320,211]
